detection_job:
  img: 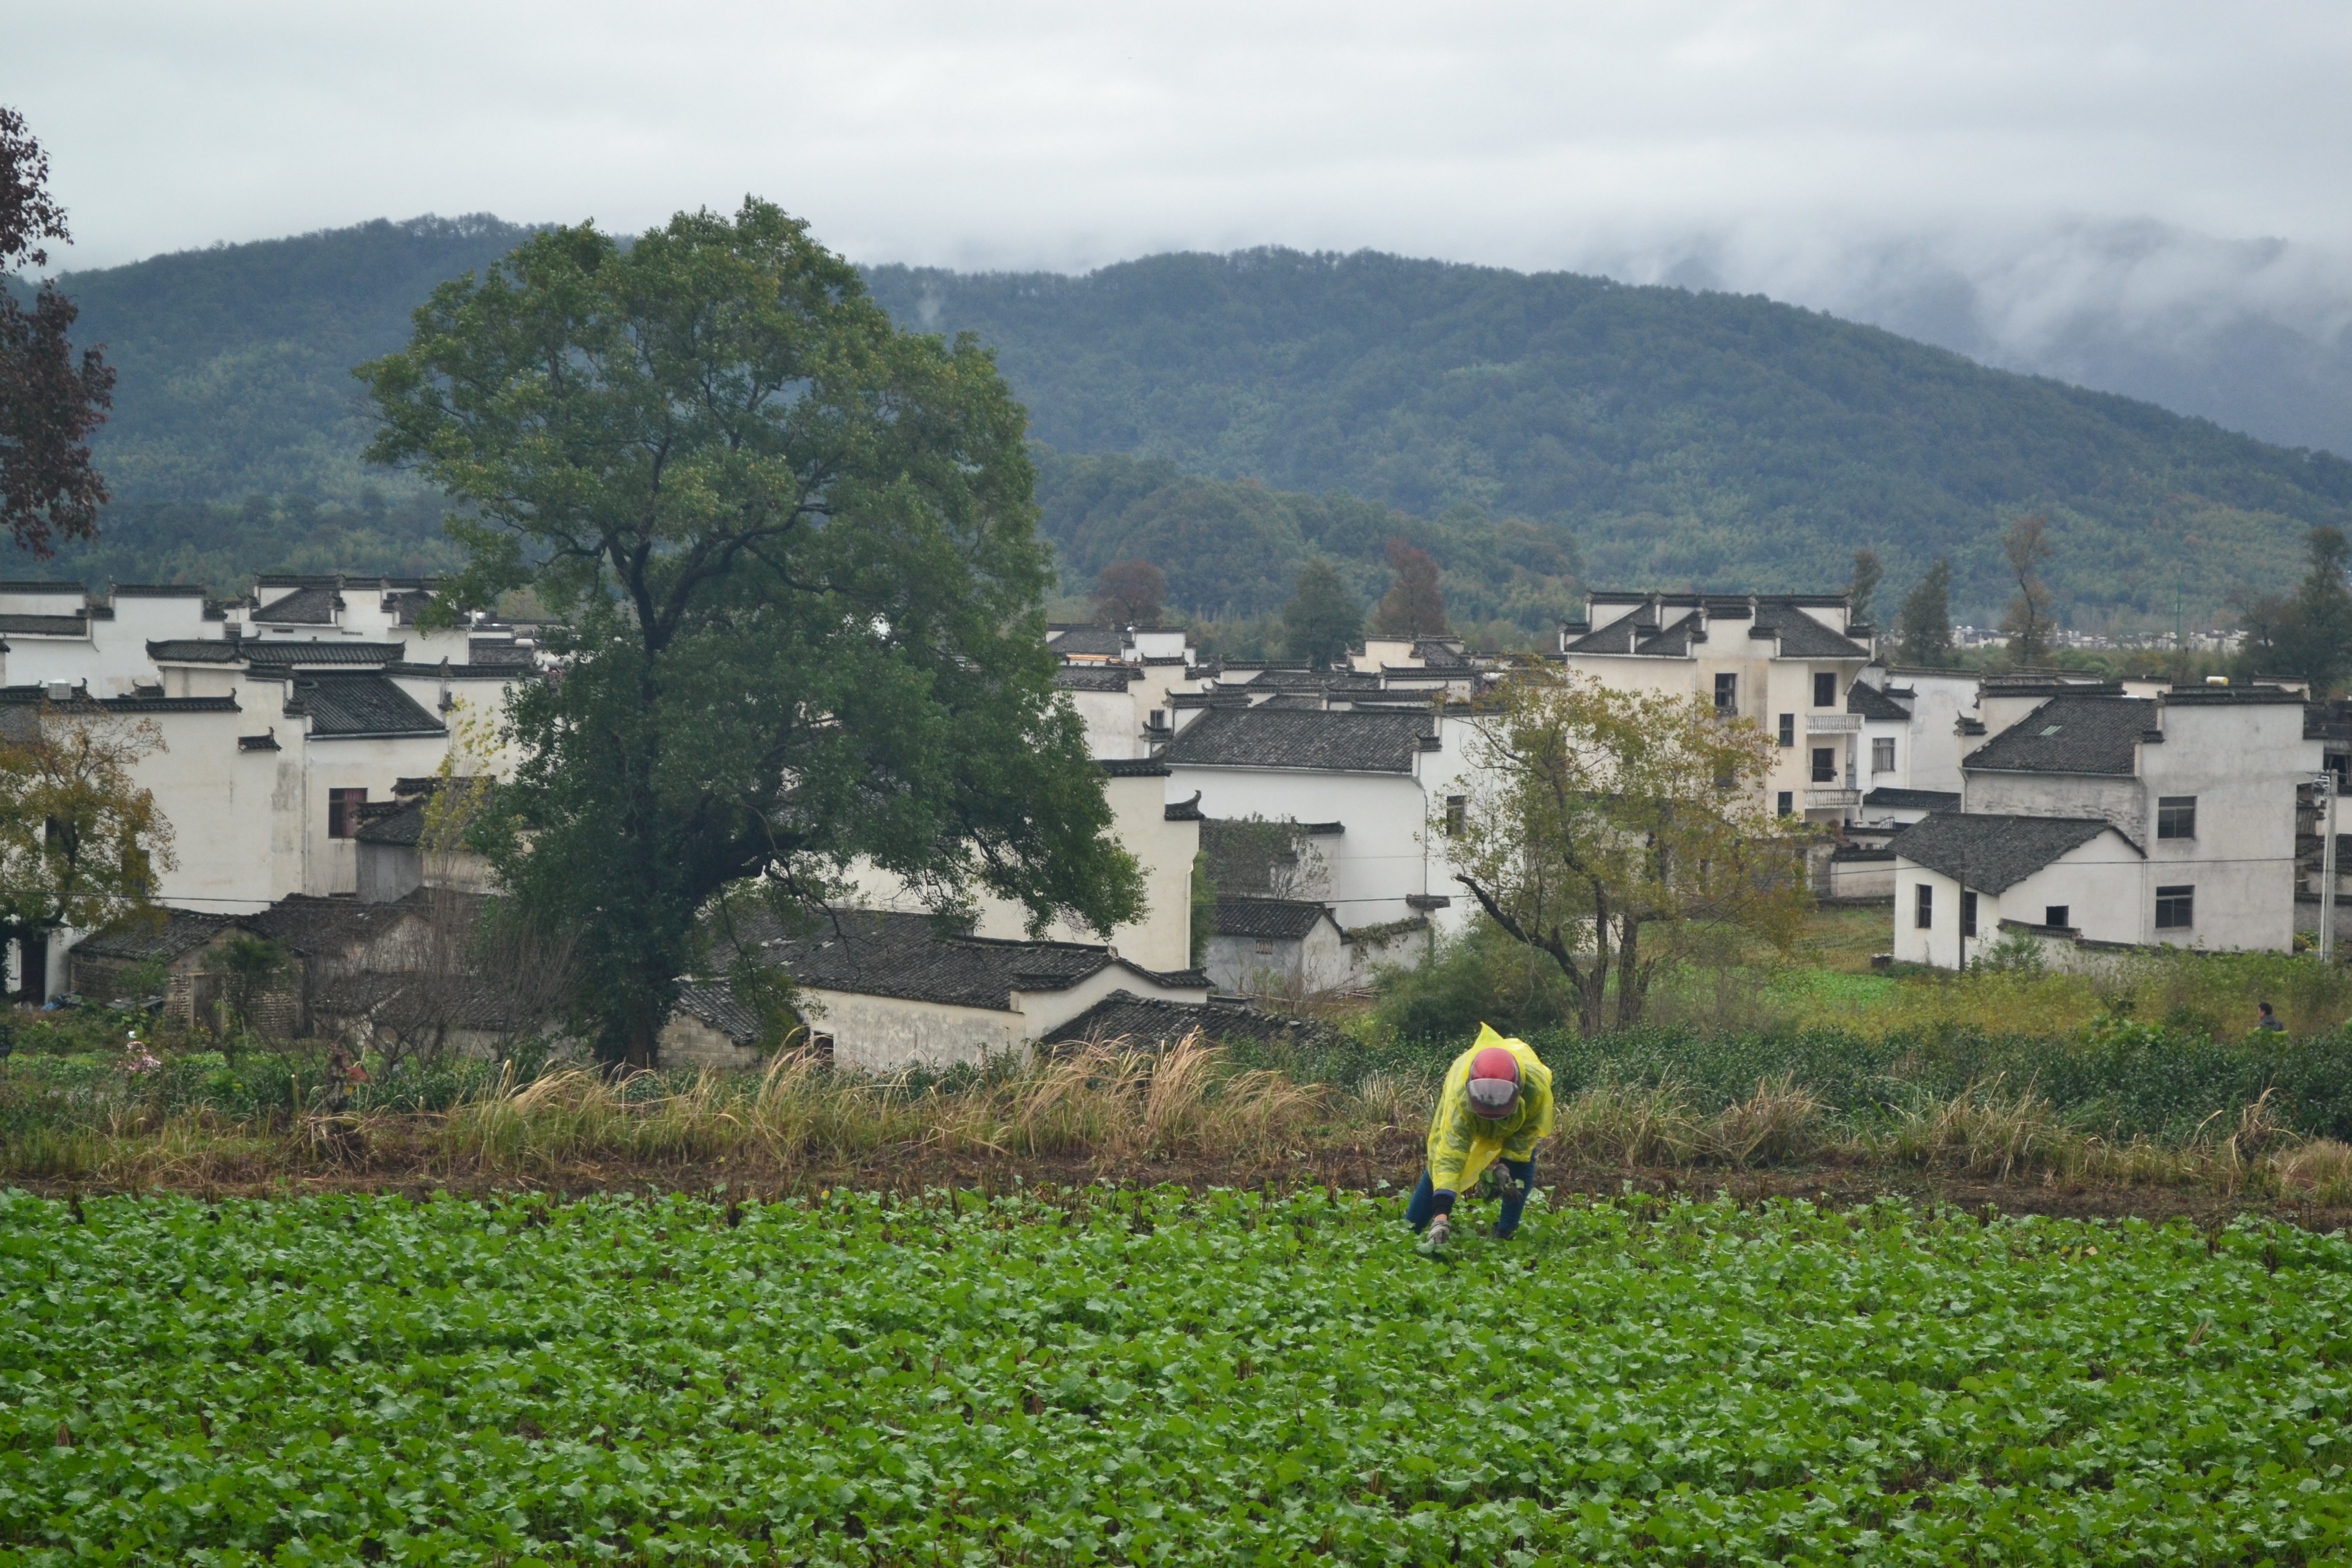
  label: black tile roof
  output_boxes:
[1561,595,1869,662]
[1863,787,1959,811]
[1965,695,2154,777]
[672,981,764,1045]
[1847,681,1911,722]
[74,909,239,962]
[253,585,341,624]
[1886,812,2135,892]
[1214,897,1334,940]
[0,686,238,714]
[352,799,426,846]
[383,662,529,680]
[1037,990,1339,1054]
[244,891,440,956]
[145,639,241,663]
[765,910,1138,1011]
[285,674,445,738]
[1754,603,1872,659]
[1161,707,1436,774]
[109,584,207,598]
[1100,757,1171,777]
[1050,627,1125,657]
[1055,666,1134,691]
[465,640,537,666]
[149,638,409,666]
[0,612,86,635]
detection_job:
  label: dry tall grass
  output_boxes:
[9,1029,2352,1205]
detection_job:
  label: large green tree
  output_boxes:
[359,201,1141,1066]
[2240,526,2352,696]
[1281,557,1361,669]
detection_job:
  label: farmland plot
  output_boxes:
[2,1187,2349,1564]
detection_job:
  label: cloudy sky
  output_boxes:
[15,0,2352,451]
[11,1,2350,274]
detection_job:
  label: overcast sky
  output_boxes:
[10,1,2352,278]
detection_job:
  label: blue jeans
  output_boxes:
[1406,1160,1535,1237]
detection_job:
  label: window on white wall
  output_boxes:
[1872,738,1896,773]
[1915,883,1933,929]
[2155,886,2195,929]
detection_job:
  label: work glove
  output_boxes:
[1489,1167,1521,1201]
[1425,1213,1452,1247]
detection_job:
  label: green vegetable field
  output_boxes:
[3,1188,2349,1565]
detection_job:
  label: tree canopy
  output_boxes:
[1280,558,1361,669]
[359,200,1141,1066]
[1,106,112,559]
[2239,527,2352,696]
[0,703,175,976]
[1449,671,1807,1034]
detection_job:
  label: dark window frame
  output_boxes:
[1776,791,1794,818]
[1713,673,1738,717]
[1777,713,1795,748]
[2155,885,2195,929]
[1961,890,1977,938]
[1872,737,1896,773]
[1813,671,1836,708]
[1915,883,1933,930]
[1811,747,1836,783]
[1444,795,1466,836]
[327,787,369,840]
[2156,795,2197,840]
[2044,904,2070,930]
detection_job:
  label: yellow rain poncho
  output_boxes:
[1426,1024,1555,1192]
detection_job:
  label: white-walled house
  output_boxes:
[1892,814,2148,967]
[697,910,1211,1073]
[1557,592,1875,826]
[1158,705,1473,939]
[1890,685,2323,966]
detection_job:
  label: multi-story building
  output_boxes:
[1556,592,1877,826]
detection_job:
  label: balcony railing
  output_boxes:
[1806,713,1863,733]
[1805,787,1862,810]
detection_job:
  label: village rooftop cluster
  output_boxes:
[5,575,2347,1067]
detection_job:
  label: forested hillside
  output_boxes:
[1035,448,1574,626]
[871,250,2352,620]
[15,219,2352,620]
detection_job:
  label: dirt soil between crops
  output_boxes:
[16,1124,2351,1232]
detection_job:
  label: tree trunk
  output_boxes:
[1579,895,1613,1038]
[1613,917,1646,1027]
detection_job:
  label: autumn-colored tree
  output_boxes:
[1371,537,1447,636]
[0,703,175,997]
[1998,514,2056,665]
[1,107,113,559]
[1091,559,1166,626]
[1450,671,1808,1034]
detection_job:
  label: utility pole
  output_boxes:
[2319,771,2340,965]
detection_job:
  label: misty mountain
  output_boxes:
[14,217,2352,622]
[869,249,2352,620]
[1590,220,2352,464]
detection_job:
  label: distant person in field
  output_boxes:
[1407,1025,1555,1246]
[2257,1001,2285,1033]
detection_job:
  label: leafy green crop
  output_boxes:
[3,1188,2349,1564]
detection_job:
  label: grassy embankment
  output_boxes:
[4,908,2352,1208]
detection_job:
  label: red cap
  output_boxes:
[1465,1046,1522,1116]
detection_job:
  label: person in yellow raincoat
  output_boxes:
[1406,1024,1555,1245]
